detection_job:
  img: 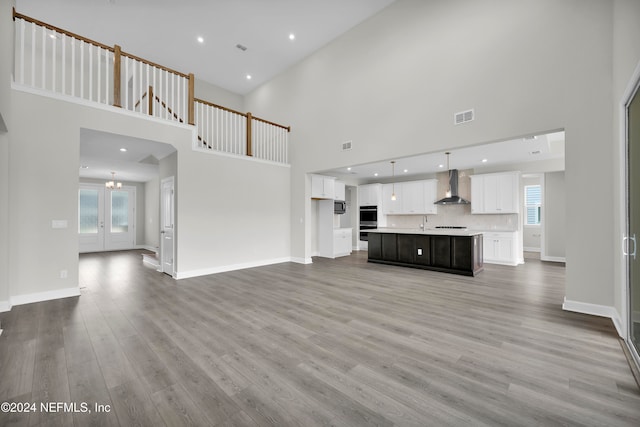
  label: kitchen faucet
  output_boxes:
[419,215,427,230]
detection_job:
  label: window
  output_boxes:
[524,185,541,225]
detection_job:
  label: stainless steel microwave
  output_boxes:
[334,201,346,214]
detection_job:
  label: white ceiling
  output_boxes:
[16,0,396,95]
[319,131,565,182]
[79,129,176,182]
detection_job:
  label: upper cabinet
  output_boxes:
[358,184,382,206]
[381,179,438,215]
[311,174,336,199]
[470,172,520,214]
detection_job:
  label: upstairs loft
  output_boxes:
[11,9,291,165]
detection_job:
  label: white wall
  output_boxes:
[8,88,290,304]
[144,177,159,250]
[194,78,244,112]
[245,0,616,310]
[0,0,15,310]
[543,172,566,260]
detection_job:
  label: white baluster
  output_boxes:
[30,22,36,86]
[41,25,45,89]
[88,43,93,101]
[51,30,56,92]
[97,45,101,102]
[80,40,85,98]
[61,34,66,95]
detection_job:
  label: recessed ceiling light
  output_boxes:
[481,158,488,163]
[246,74,252,80]
[404,169,408,173]
[197,36,204,44]
[374,173,379,177]
[120,148,127,152]
[438,164,444,168]
[347,167,352,171]
[80,165,89,169]
[289,33,295,41]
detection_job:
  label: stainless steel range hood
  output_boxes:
[435,169,470,205]
[434,152,470,205]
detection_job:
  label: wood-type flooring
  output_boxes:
[1,250,639,426]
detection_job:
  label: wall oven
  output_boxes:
[359,205,378,241]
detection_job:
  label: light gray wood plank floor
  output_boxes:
[1,250,638,426]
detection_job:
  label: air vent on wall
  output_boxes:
[342,140,353,151]
[454,109,474,125]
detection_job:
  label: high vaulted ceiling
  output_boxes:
[16,0,396,95]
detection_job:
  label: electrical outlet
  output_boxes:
[60,269,68,279]
[417,248,423,256]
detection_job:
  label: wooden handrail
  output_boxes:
[194,98,247,117]
[13,9,114,51]
[193,98,290,131]
[252,116,291,132]
[120,51,189,79]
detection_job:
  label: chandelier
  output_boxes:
[105,171,122,190]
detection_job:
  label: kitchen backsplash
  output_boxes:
[386,204,518,231]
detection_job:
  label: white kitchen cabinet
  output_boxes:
[401,181,424,214]
[333,228,353,257]
[311,174,336,199]
[381,180,438,215]
[470,172,520,214]
[422,179,439,214]
[334,181,346,201]
[382,184,403,214]
[358,184,381,206]
[482,231,518,265]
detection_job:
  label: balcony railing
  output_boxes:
[12,9,290,165]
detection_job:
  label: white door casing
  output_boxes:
[160,176,175,276]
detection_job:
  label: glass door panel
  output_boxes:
[105,187,135,251]
[628,83,640,358]
[78,185,104,253]
[110,191,129,233]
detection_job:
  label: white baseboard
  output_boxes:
[0,300,10,313]
[562,298,623,337]
[523,247,541,252]
[137,245,159,253]
[291,257,313,264]
[541,255,566,263]
[10,286,81,308]
[175,257,293,279]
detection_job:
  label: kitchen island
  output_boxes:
[368,229,483,276]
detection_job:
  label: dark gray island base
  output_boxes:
[368,230,484,276]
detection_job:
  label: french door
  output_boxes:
[79,183,136,253]
[626,77,640,364]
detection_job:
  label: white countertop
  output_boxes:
[369,228,483,236]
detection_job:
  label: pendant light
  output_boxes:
[390,161,397,201]
[105,171,122,190]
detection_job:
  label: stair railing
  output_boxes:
[12,9,290,164]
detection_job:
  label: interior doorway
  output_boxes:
[78,183,136,253]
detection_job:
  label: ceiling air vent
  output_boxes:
[342,140,353,151]
[454,109,474,125]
